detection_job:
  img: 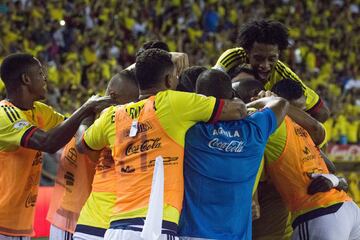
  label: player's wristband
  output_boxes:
[311,173,339,187]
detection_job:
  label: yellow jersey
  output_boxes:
[0,100,64,236]
[215,47,320,111]
[83,90,220,225]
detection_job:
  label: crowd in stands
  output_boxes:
[0,0,359,143]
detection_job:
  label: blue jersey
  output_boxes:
[178,108,277,240]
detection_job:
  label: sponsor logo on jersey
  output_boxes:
[208,138,245,152]
[212,127,240,138]
[125,137,162,156]
[25,193,37,208]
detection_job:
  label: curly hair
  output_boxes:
[238,19,289,52]
[136,40,170,57]
[176,66,207,92]
[135,48,173,90]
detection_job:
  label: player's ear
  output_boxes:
[21,73,31,86]
[165,73,172,89]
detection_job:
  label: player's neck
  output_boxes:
[139,86,167,100]
[6,92,34,110]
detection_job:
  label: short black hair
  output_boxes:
[176,66,207,92]
[136,40,170,57]
[271,78,304,101]
[232,78,264,103]
[230,64,255,80]
[135,48,174,90]
[121,68,136,82]
[238,19,289,52]
[0,53,38,90]
[196,69,232,99]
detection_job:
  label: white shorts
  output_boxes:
[292,201,360,240]
[104,229,178,240]
[0,235,30,240]
[49,224,73,240]
[73,232,104,240]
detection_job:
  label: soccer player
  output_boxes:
[48,70,139,240]
[214,19,330,122]
[235,79,360,240]
[0,53,113,239]
[80,48,247,240]
[47,133,95,240]
[178,69,289,239]
[73,69,139,240]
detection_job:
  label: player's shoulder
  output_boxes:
[218,47,246,60]
[274,60,299,80]
[0,101,24,124]
[101,105,118,116]
[33,101,54,111]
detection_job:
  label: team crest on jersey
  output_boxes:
[13,120,30,130]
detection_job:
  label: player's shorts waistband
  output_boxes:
[110,217,178,235]
[292,202,343,229]
[75,224,107,237]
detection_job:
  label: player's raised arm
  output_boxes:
[25,95,115,153]
[247,91,289,127]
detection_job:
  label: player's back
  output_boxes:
[179,108,277,239]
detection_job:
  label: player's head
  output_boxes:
[105,69,139,104]
[0,53,47,100]
[231,64,256,83]
[135,48,177,91]
[271,78,305,109]
[196,69,233,99]
[232,78,265,104]
[176,66,207,92]
[238,19,288,83]
[136,40,170,57]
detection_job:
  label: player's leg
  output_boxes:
[292,201,358,240]
[104,229,179,240]
[0,235,30,240]
[49,224,73,240]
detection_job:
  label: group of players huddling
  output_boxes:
[0,20,359,240]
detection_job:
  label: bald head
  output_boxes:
[106,69,139,104]
[232,78,264,103]
[196,69,233,99]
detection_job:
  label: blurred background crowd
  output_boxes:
[0,0,359,144]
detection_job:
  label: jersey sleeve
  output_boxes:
[317,122,327,148]
[168,91,221,124]
[83,106,115,151]
[214,47,248,72]
[264,120,287,164]
[248,108,278,140]
[0,106,37,151]
[35,102,65,130]
[274,61,320,111]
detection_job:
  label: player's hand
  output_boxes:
[335,177,349,192]
[250,90,277,101]
[252,199,261,220]
[307,173,339,195]
[83,95,118,114]
[170,52,189,76]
